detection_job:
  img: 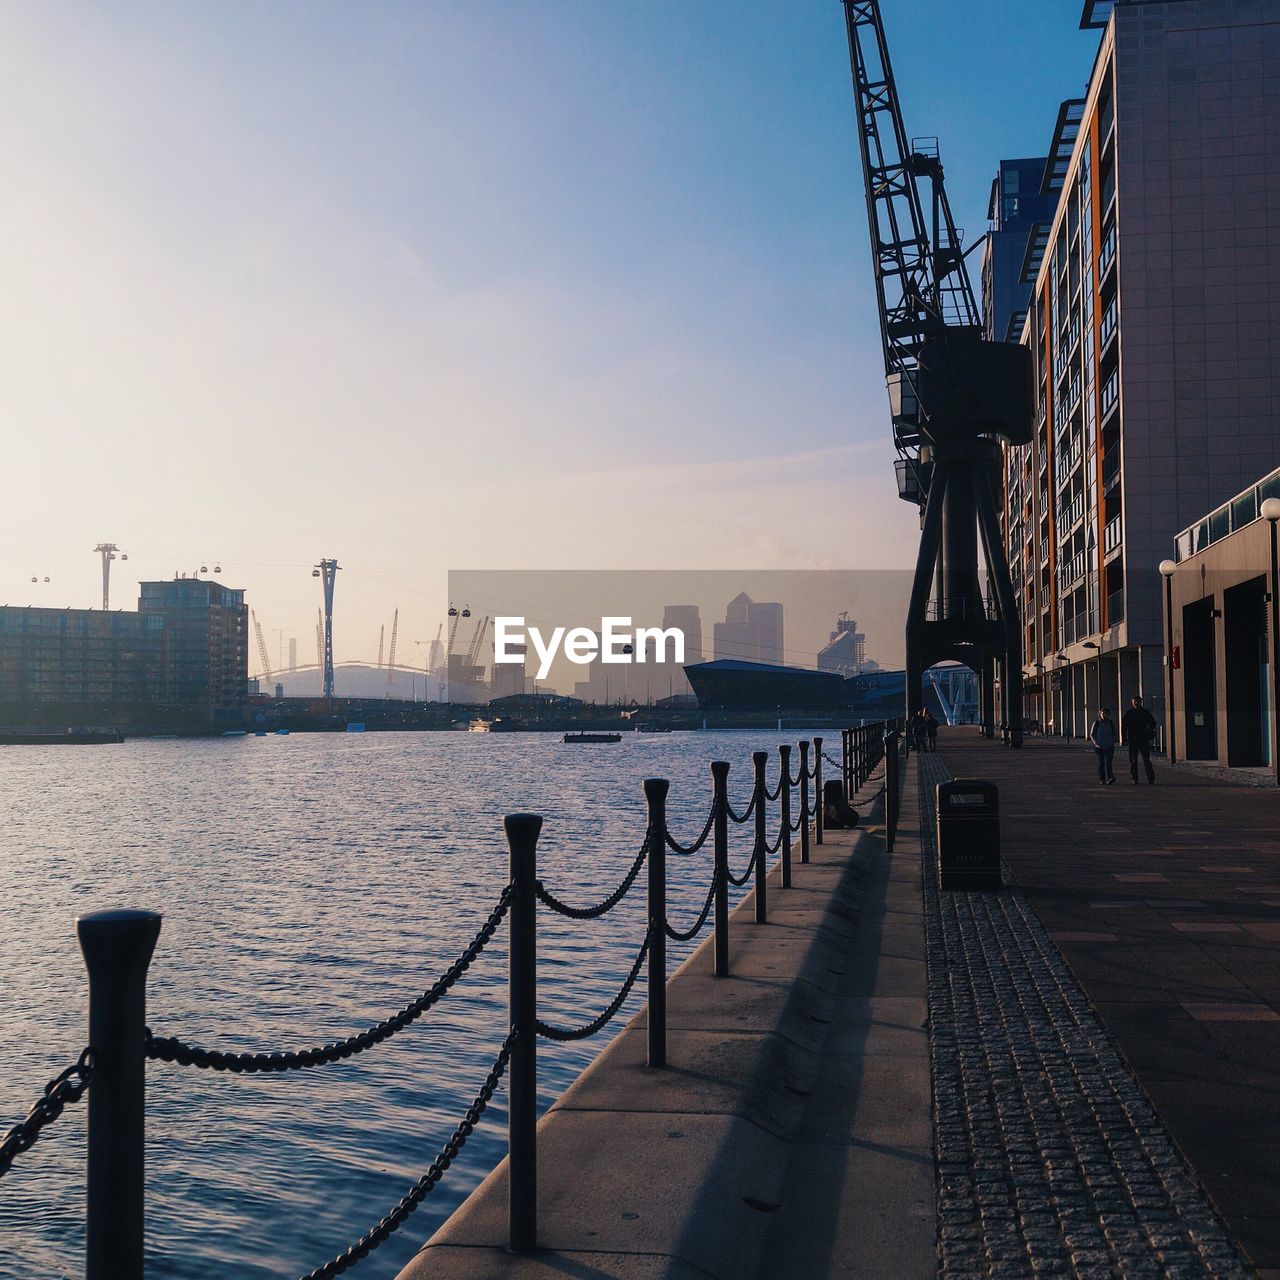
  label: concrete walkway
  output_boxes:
[934,729,1278,1277]
[398,770,934,1279]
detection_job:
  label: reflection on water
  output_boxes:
[0,728,815,1279]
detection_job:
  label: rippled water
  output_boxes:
[0,728,816,1279]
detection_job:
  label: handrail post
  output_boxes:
[752,751,768,923]
[505,812,541,1255]
[77,908,162,1280]
[643,779,669,1068]
[813,736,824,845]
[798,741,811,865]
[843,728,852,799]
[779,745,793,889]
[711,761,730,977]
[884,731,898,853]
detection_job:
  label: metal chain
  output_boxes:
[535,926,652,1042]
[299,1032,515,1280]
[725,843,759,887]
[724,788,758,825]
[147,889,512,1073]
[664,879,716,942]
[0,1049,94,1179]
[763,823,787,856]
[664,805,715,855]
[536,839,648,919]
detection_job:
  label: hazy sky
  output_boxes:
[1,0,1093,667]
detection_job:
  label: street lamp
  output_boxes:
[1159,559,1177,764]
[1261,498,1280,784]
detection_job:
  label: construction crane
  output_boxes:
[385,608,399,687]
[428,622,443,674]
[464,614,490,671]
[92,544,128,611]
[251,611,273,682]
[842,0,1033,744]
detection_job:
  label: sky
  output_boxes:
[0,0,1095,669]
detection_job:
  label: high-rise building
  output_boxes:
[1002,0,1280,736]
[490,642,527,700]
[818,613,867,677]
[139,578,248,710]
[713,593,784,666]
[982,154,1064,344]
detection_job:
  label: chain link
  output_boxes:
[147,889,512,1073]
[299,1032,515,1280]
[0,1048,94,1179]
[664,805,715,855]
[536,838,648,919]
[725,844,759,887]
[724,788,758,825]
[664,879,716,942]
[535,926,652,1042]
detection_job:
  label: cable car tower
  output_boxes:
[842,0,1034,744]
[313,559,340,702]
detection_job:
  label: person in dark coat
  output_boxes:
[1121,695,1158,784]
[926,711,938,751]
[1089,707,1118,784]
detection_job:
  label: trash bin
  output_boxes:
[936,779,1000,891]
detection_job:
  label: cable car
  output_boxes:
[30,576,37,583]
[213,564,221,573]
[312,568,321,578]
[461,606,471,618]
[43,576,49,583]
[448,605,458,617]
[120,554,128,562]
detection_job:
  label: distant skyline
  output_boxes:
[1,1,1094,665]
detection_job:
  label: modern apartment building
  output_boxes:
[1000,0,1280,736]
[0,577,248,726]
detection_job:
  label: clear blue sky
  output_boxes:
[0,1,1096,663]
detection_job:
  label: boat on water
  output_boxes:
[563,732,622,744]
[468,719,493,733]
[221,729,248,737]
[0,728,124,746]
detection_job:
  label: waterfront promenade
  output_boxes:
[400,761,936,1279]
[398,729,1276,1280]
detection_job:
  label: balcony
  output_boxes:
[1106,589,1125,626]
[1100,370,1119,422]
[1099,225,1117,281]
[1104,514,1123,557]
[1102,449,1121,493]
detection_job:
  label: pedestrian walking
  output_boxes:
[912,707,931,752]
[1121,695,1158,784]
[926,711,938,752]
[1089,707,1118,784]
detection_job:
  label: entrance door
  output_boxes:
[1182,597,1218,761]
[1224,577,1267,767]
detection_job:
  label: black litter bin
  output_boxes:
[936,779,1000,891]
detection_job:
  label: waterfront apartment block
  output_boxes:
[1000,0,1280,736]
[0,577,248,727]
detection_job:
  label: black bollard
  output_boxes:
[779,745,793,889]
[752,751,768,924]
[643,779,669,1068]
[78,908,162,1280]
[799,741,811,865]
[814,737,824,845]
[504,813,541,1255]
[711,761,730,977]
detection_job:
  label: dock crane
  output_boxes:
[446,603,470,661]
[842,0,1034,744]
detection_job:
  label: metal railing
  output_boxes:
[2,721,902,1278]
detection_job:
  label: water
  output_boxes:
[0,728,815,1279]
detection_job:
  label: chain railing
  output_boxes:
[3,722,898,1279]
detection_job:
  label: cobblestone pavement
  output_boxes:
[917,749,1252,1279]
